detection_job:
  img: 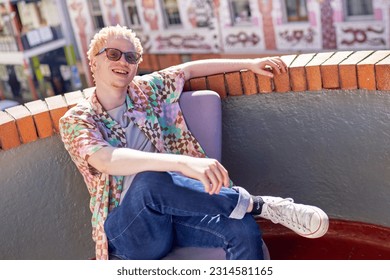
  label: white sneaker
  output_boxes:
[259,196,329,238]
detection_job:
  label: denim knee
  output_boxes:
[130,171,171,193]
[121,171,172,205]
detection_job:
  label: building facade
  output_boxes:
[0,0,390,103]
[63,0,390,85]
[0,0,81,105]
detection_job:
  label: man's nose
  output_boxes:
[118,53,128,63]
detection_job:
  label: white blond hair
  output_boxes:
[87,25,143,72]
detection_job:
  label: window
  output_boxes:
[88,0,104,29]
[123,0,141,28]
[344,0,373,21]
[161,0,182,27]
[229,0,251,25]
[187,0,214,28]
[284,0,308,22]
[17,1,46,30]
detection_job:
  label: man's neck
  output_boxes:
[95,84,128,111]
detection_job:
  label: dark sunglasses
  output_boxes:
[95,47,141,64]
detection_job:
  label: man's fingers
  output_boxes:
[256,57,287,77]
[200,176,211,193]
[186,158,231,194]
[266,59,283,74]
[205,169,220,195]
[216,161,230,187]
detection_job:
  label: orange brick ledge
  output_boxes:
[1,50,390,151]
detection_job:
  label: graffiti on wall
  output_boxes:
[185,0,215,28]
[225,31,260,47]
[341,26,385,46]
[103,0,120,25]
[221,26,264,52]
[279,27,315,46]
[142,0,159,30]
[67,0,93,85]
[139,34,151,52]
[336,22,387,49]
[139,0,219,53]
[156,34,212,50]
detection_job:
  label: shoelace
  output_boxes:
[265,198,311,232]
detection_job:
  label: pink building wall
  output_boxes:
[64,0,390,84]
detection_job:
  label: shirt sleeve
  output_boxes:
[59,107,109,167]
[146,68,186,104]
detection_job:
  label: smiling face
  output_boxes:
[91,36,139,92]
[87,26,143,91]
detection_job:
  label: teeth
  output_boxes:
[113,69,128,74]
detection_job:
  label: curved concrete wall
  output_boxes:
[221,90,390,228]
[0,136,93,259]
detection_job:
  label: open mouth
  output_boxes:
[112,69,129,75]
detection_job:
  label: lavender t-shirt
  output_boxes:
[107,102,157,203]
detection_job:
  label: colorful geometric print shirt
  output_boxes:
[59,68,206,260]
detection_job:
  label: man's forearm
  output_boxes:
[180,58,253,80]
[88,147,186,176]
[87,146,230,194]
[178,57,286,81]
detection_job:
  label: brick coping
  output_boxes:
[1,50,390,151]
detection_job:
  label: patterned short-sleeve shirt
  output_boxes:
[59,68,206,260]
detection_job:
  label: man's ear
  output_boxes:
[91,58,97,72]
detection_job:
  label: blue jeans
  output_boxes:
[104,171,264,260]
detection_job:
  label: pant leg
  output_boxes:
[172,214,264,260]
[104,171,250,259]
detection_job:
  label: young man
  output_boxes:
[60,25,328,260]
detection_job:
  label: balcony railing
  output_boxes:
[20,25,63,51]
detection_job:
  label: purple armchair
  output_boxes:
[163,90,269,260]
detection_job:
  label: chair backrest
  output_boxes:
[164,90,225,260]
[179,90,222,161]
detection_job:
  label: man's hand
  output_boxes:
[178,156,230,195]
[249,57,288,78]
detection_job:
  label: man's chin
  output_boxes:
[111,82,130,90]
